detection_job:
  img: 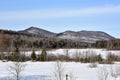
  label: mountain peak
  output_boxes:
[28,26,38,29]
[26,26,43,31]
[29,26,36,28]
[20,26,56,38]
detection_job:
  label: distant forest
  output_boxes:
[93,39,120,50]
[0,29,120,53]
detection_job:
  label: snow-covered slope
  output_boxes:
[19,27,56,38]
[56,30,115,43]
[19,27,115,43]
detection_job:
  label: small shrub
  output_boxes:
[89,63,97,68]
[47,54,57,61]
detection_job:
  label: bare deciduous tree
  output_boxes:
[0,31,6,60]
[69,72,76,80]
[73,50,81,62]
[64,49,69,61]
[8,61,26,80]
[54,61,65,80]
[98,67,108,80]
[110,65,120,80]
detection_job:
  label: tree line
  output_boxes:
[92,39,120,50]
[0,30,90,51]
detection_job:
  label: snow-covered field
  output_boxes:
[24,48,120,59]
[0,61,120,80]
[0,49,120,80]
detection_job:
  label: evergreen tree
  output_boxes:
[40,49,47,61]
[31,50,36,61]
[11,52,17,61]
[97,54,103,63]
[11,47,20,61]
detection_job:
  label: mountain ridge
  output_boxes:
[57,30,115,43]
[19,26,115,43]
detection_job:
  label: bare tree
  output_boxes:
[110,65,120,80]
[54,61,65,80]
[98,65,120,80]
[73,50,81,62]
[8,61,26,80]
[0,31,6,60]
[69,72,76,80]
[64,49,69,61]
[98,67,108,80]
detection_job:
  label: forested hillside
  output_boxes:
[0,28,119,51]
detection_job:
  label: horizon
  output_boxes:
[0,0,120,38]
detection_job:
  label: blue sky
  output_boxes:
[0,0,120,38]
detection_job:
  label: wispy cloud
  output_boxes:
[0,5,120,21]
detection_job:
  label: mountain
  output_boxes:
[19,27,56,38]
[56,30,115,43]
[19,27,115,43]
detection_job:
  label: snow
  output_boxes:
[0,49,120,80]
[0,61,96,80]
[24,48,120,59]
[0,61,120,80]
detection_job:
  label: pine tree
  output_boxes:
[97,54,103,63]
[11,47,20,61]
[11,52,17,61]
[31,50,36,61]
[40,49,47,61]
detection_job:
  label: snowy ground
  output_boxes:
[24,48,120,59]
[0,49,120,80]
[0,61,107,80]
[0,61,120,80]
